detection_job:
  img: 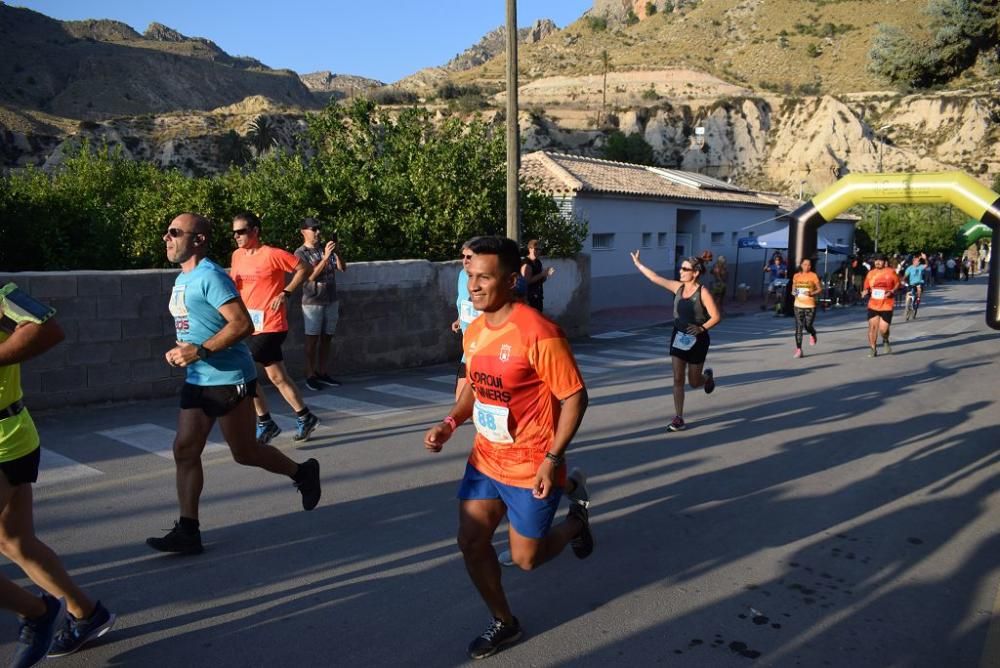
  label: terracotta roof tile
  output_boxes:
[521,151,776,207]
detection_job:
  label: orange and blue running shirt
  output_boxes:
[464,303,585,489]
[792,271,821,309]
[230,245,300,333]
[864,267,900,312]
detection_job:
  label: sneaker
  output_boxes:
[883,339,892,354]
[305,376,323,391]
[146,522,204,555]
[316,374,341,388]
[567,468,590,509]
[809,335,817,346]
[48,601,116,658]
[497,549,514,567]
[11,594,65,668]
[467,617,522,660]
[793,348,803,358]
[668,415,686,432]
[868,347,878,358]
[256,420,281,445]
[293,413,320,441]
[567,501,594,559]
[295,458,321,510]
[703,368,715,394]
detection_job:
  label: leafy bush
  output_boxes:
[602,131,656,166]
[586,16,608,32]
[645,2,658,16]
[0,100,585,271]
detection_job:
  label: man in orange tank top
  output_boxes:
[862,253,901,357]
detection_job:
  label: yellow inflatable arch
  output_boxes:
[787,172,1000,330]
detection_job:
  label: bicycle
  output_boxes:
[904,283,922,321]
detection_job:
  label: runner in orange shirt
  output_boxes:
[230,212,320,443]
[862,253,901,357]
[423,236,592,660]
[791,258,822,358]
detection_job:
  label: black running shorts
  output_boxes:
[180,380,257,418]
[867,309,893,324]
[669,327,711,365]
[0,447,40,486]
[246,332,287,365]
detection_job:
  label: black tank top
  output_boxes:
[673,285,709,329]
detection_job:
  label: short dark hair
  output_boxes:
[468,236,521,276]
[234,211,261,229]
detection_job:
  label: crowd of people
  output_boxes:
[0,212,991,663]
[0,219,591,664]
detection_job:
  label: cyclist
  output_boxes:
[902,255,927,320]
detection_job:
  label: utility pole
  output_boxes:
[874,124,892,254]
[505,0,521,243]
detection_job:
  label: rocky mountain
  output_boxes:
[299,71,385,105]
[0,4,316,120]
[396,19,559,92]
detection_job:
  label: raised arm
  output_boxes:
[631,250,679,293]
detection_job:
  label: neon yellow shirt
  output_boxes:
[0,330,40,463]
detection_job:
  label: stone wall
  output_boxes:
[1,255,589,409]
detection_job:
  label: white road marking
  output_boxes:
[366,384,455,405]
[37,449,102,488]
[98,423,227,459]
[308,394,409,420]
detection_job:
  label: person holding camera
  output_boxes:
[294,218,347,392]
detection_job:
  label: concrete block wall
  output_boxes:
[1,254,589,410]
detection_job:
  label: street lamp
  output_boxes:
[874,124,893,253]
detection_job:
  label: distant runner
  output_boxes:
[903,255,927,319]
[631,252,720,432]
[862,253,900,357]
[451,238,481,400]
[790,258,822,358]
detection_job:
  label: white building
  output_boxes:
[522,151,809,310]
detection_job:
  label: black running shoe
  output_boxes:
[316,374,341,388]
[48,601,116,658]
[703,368,715,394]
[305,376,323,391]
[467,617,522,660]
[11,594,65,668]
[567,501,594,559]
[146,522,204,555]
[295,458,321,510]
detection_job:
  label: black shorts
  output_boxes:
[867,309,894,324]
[246,332,287,365]
[669,327,711,365]
[456,362,467,381]
[0,447,41,486]
[180,380,257,418]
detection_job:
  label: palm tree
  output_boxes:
[247,115,278,155]
[600,50,612,126]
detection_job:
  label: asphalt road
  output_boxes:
[2,276,998,668]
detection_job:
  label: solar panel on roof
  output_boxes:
[646,167,746,192]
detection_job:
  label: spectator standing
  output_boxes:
[520,239,554,313]
[294,218,346,391]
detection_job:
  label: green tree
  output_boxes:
[216,130,251,167]
[602,131,656,165]
[246,115,279,155]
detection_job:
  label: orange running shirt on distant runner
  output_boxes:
[230,245,301,333]
[863,267,900,312]
[464,303,585,489]
[792,271,821,309]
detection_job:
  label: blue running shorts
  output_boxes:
[457,463,563,539]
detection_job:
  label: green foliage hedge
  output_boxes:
[0,99,586,271]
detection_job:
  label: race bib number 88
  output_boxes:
[473,399,513,443]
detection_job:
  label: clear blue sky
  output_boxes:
[14,1,593,83]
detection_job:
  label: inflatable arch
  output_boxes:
[958,218,993,248]
[786,172,1000,330]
